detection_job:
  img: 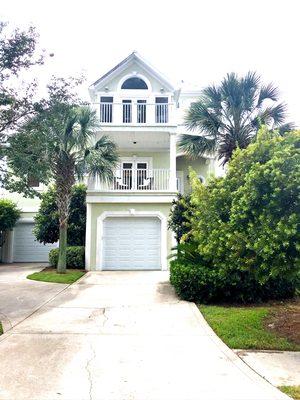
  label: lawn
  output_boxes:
[279,386,300,399]
[199,303,300,351]
[0,322,2,335]
[27,268,85,284]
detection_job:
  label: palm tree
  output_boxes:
[6,104,118,273]
[50,106,118,273]
[179,72,293,164]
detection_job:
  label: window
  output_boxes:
[137,100,146,123]
[121,77,148,90]
[28,175,40,188]
[100,96,113,123]
[123,100,132,123]
[198,175,206,184]
[155,97,168,123]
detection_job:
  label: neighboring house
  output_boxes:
[1,52,223,269]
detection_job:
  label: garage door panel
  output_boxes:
[102,217,161,270]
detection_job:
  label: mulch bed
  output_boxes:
[265,298,300,346]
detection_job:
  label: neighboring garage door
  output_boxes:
[102,217,161,270]
[13,223,57,262]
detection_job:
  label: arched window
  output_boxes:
[121,77,148,90]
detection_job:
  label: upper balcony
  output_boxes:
[98,101,175,126]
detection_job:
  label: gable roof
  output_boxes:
[90,51,175,92]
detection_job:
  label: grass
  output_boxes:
[279,386,300,399]
[0,322,2,335]
[199,304,300,351]
[27,268,85,284]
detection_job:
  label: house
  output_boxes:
[1,52,222,269]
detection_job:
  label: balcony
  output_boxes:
[99,102,173,125]
[91,168,175,191]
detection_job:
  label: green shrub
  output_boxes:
[49,246,85,269]
[0,199,20,232]
[170,128,300,303]
[168,194,194,243]
[34,184,86,246]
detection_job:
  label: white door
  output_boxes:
[13,223,57,262]
[102,217,161,270]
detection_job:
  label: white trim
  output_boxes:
[95,210,167,271]
[86,194,176,203]
[85,203,92,269]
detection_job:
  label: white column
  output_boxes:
[85,203,92,270]
[169,133,177,191]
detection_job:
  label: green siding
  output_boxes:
[176,156,212,193]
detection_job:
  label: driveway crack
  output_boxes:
[85,342,96,400]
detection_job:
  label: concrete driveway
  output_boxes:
[0,263,68,331]
[0,270,290,400]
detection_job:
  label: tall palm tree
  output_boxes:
[179,72,293,164]
[52,106,118,272]
[6,104,118,273]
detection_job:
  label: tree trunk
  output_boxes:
[57,221,67,273]
[54,153,75,274]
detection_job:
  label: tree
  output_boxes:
[0,199,20,246]
[179,72,294,164]
[171,128,300,303]
[5,77,118,273]
[34,184,87,246]
[0,21,44,144]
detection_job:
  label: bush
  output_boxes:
[168,193,194,243]
[0,199,20,232]
[0,199,20,246]
[49,246,85,269]
[34,184,86,246]
[170,128,300,303]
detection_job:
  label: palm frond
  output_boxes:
[241,71,260,111]
[276,122,295,136]
[178,134,217,159]
[257,83,279,107]
[184,101,221,136]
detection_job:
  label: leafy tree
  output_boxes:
[168,193,194,243]
[179,72,294,164]
[5,77,118,273]
[34,184,86,246]
[0,199,20,246]
[0,21,44,144]
[171,128,300,303]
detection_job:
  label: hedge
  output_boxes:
[49,246,85,269]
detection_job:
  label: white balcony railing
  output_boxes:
[99,102,172,124]
[91,169,172,191]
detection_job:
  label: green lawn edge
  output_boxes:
[27,269,85,284]
[199,304,300,351]
[0,322,3,335]
[279,385,300,399]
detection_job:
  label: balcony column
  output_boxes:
[169,133,177,191]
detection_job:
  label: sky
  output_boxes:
[2,0,300,126]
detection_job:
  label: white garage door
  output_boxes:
[102,217,161,270]
[13,223,57,262]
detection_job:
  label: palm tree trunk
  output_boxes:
[57,219,67,273]
[55,155,75,274]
